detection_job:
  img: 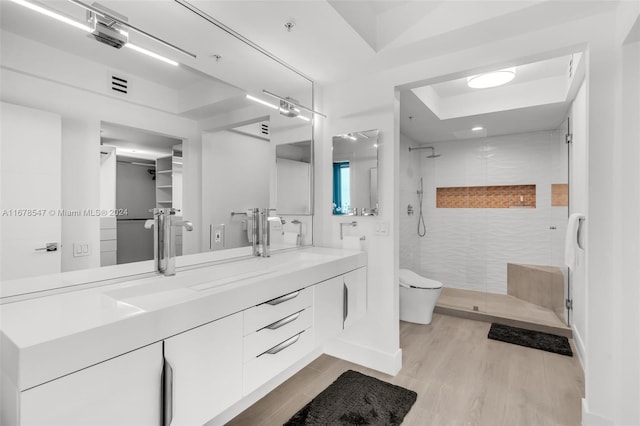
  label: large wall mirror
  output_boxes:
[0,0,314,288]
[332,130,379,216]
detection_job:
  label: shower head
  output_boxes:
[409,146,440,158]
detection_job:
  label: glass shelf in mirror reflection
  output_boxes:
[0,0,314,291]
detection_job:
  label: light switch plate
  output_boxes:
[210,224,225,250]
[73,242,90,257]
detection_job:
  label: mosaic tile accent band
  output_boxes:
[436,185,537,208]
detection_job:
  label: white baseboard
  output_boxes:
[582,399,614,425]
[323,337,402,376]
[572,325,586,370]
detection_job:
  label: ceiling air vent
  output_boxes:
[110,75,128,95]
[260,122,269,136]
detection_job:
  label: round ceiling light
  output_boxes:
[467,67,516,89]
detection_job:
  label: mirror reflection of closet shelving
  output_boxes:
[155,156,173,208]
[154,145,183,210]
[154,145,184,255]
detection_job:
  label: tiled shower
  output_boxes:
[400,130,569,322]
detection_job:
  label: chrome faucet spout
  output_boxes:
[148,208,193,276]
[291,219,303,246]
[174,220,194,231]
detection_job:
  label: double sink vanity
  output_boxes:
[0,247,367,425]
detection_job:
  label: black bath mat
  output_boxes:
[488,323,573,356]
[284,370,417,426]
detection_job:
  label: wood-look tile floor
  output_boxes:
[227,314,584,426]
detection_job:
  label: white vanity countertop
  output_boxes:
[0,247,366,390]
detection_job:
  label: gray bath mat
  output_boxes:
[488,323,573,356]
[284,370,417,426]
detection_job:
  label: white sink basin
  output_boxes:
[104,249,345,309]
[188,268,275,291]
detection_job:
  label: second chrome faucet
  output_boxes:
[251,208,284,257]
[145,208,193,276]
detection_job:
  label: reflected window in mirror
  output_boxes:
[332,130,379,216]
[332,161,351,215]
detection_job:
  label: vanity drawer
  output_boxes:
[243,328,314,395]
[244,307,313,362]
[244,287,312,335]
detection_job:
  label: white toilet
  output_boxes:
[399,268,443,324]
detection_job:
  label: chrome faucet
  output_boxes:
[145,208,193,276]
[251,208,284,257]
[291,219,303,246]
[251,208,261,257]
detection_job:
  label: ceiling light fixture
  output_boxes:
[9,0,92,32]
[263,90,327,118]
[467,67,516,89]
[68,0,196,59]
[246,94,279,110]
[10,0,192,67]
[246,94,315,122]
[125,43,178,66]
[471,126,484,131]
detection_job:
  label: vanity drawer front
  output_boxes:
[244,287,312,335]
[243,328,314,395]
[244,307,313,362]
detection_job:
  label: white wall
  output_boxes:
[276,159,310,214]
[315,82,401,374]
[201,130,270,250]
[400,130,567,295]
[612,13,640,425]
[315,4,640,422]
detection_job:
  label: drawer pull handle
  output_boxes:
[264,311,301,330]
[265,290,300,306]
[262,332,302,356]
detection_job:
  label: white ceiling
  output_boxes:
[101,122,182,159]
[1,0,618,144]
[401,52,583,144]
[429,56,570,98]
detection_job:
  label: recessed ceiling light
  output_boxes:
[467,67,516,89]
[471,126,484,131]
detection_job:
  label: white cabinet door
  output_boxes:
[20,343,163,426]
[164,312,243,426]
[313,276,344,344]
[343,267,367,329]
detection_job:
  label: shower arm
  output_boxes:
[408,146,435,154]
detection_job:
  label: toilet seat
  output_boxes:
[399,268,443,289]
